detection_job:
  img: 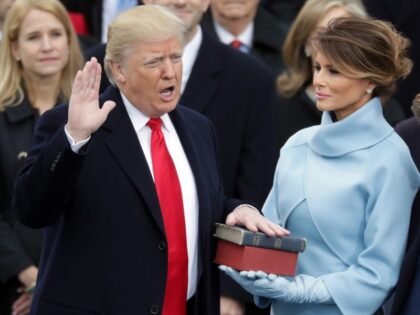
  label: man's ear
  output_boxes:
[110,61,126,84]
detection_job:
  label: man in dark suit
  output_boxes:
[13,5,285,315]
[201,0,287,75]
[85,2,279,312]
[391,102,420,314]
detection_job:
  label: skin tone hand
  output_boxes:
[66,57,116,142]
[220,296,245,315]
[13,266,38,315]
[226,205,289,237]
[12,291,32,315]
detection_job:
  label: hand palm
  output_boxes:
[67,58,115,141]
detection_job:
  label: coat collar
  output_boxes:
[308,97,393,157]
[5,98,38,123]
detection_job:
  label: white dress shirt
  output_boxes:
[181,26,202,94]
[213,19,254,51]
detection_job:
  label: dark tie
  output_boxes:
[147,118,188,315]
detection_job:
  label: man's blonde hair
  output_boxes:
[104,4,187,85]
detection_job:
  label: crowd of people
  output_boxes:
[0,1,419,315]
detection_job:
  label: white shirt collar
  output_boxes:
[213,19,254,48]
[181,26,203,94]
[120,91,174,134]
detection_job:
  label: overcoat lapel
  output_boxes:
[100,86,165,233]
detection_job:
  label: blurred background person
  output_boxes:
[201,0,287,75]
[391,93,420,315]
[59,0,142,43]
[0,0,14,40]
[260,0,305,28]
[275,0,405,149]
[362,0,420,117]
[0,0,83,314]
[221,16,420,315]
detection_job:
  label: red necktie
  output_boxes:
[147,118,188,315]
[230,39,243,49]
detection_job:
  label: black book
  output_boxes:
[214,223,306,252]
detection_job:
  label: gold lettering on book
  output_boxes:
[274,238,282,249]
[252,235,261,246]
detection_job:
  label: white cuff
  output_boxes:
[64,125,91,153]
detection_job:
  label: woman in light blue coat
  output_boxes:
[221,16,420,315]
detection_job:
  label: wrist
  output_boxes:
[25,281,36,294]
[65,123,91,142]
[17,265,38,287]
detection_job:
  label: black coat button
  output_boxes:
[150,304,160,314]
[158,241,167,251]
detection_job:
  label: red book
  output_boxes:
[214,239,299,276]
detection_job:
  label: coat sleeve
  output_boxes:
[0,215,33,283]
[321,148,420,315]
[13,106,86,228]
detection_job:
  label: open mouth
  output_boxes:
[160,86,176,101]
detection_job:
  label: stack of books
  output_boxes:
[214,223,306,275]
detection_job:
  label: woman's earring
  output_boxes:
[366,88,373,94]
[304,46,311,57]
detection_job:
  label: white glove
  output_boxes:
[219,266,333,304]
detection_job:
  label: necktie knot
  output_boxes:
[230,39,243,49]
[147,118,162,131]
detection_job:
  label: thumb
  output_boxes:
[225,212,240,226]
[102,100,116,114]
[100,100,116,121]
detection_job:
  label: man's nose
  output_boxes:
[161,60,175,79]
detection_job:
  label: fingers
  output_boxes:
[12,293,32,315]
[255,271,269,279]
[72,70,83,93]
[102,101,116,116]
[80,58,99,92]
[93,60,102,93]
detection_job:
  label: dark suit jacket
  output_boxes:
[0,100,43,312]
[86,30,279,209]
[391,116,420,314]
[260,0,305,27]
[14,86,241,315]
[201,7,287,75]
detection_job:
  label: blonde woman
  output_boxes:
[0,0,83,314]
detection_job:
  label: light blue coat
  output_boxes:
[262,98,420,315]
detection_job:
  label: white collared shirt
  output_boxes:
[213,19,254,50]
[181,26,203,94]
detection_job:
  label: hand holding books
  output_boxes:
[219,266,333,304]
[214,224,306,275]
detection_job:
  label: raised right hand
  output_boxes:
[66,57,116,142]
